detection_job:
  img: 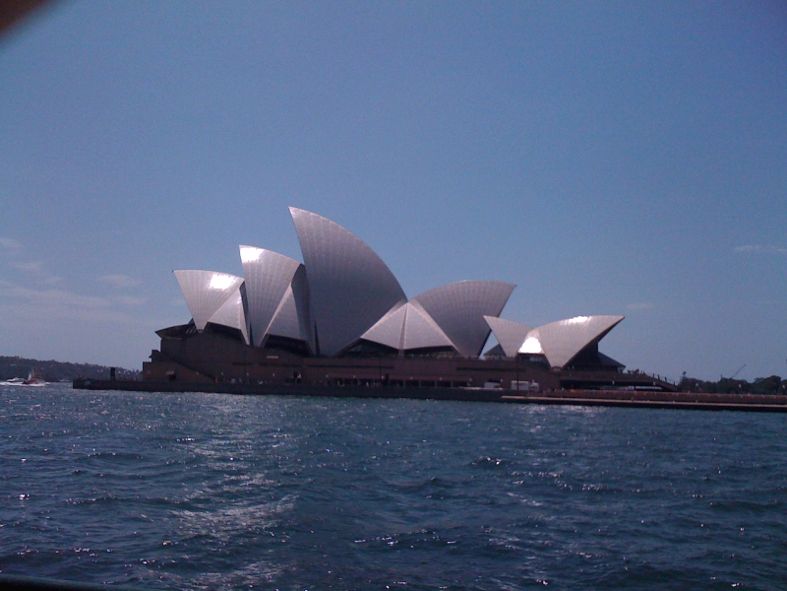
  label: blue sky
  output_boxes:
[1,1,784,380]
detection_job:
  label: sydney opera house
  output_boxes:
[143,207,670,392]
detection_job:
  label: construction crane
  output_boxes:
[723,364,746,380]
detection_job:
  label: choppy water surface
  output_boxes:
[1,384,785,590]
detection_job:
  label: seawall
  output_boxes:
[72,379,787,413]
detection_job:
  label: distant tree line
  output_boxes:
[0,356,139,382]
[679,374,786,395]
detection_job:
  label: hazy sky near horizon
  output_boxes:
[1,1,785,380]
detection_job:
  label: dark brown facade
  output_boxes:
[143,324,675,392]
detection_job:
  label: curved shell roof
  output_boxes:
[362,301,453,352]
[267,286,299,339]
[208,284,250,345]
[483,316,530,358]
[403,301,455,350]
[290,207,406,356]
[268,265,315,350]
[413,281,515,358]
[518,315,624,368]
[361,303,407,350]
[170,208,627,364]
[239,246,300,347]
[174,270,244,331]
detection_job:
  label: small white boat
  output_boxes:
[1,371,46,387]
[23,370,46,385]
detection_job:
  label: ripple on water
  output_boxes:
[1,387,786,590]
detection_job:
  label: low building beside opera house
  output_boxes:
[144,207,672,392]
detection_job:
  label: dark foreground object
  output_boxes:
[0,574,149,591]
[72,379,787,413]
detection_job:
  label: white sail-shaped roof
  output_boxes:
[290,264,314,349]
[174,270,244,331]
[239,246,300,347]
[483,316,530,358]
[402,301,454,350]
[208,285,250,345]
[268,265,315,351]
[361,301,454,352]
[362,303,407,350]
[290,207,406,356]
[268,286,298,339]
[413,281,515,358]
[518,315,624,368]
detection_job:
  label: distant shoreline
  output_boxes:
[0,355,138,383]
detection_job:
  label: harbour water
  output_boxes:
[1,383,785,590]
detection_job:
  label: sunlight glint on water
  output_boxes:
[1,384,785,590]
